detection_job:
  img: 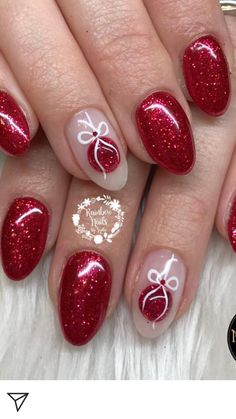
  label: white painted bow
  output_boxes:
[77,112,118,179]
[142,254,179,322]
[77,111,109,145]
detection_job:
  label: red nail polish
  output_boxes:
[59,251,112,346]
[1,197,49,280]
[228,197,236,252]
[88,136,120,173]
[136,92,195,174]
[0,91,30,156]
[139,284,173,322]
[183,35,230,116]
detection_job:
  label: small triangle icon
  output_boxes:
[7,393,29,412]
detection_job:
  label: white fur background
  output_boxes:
[0,156,236,380]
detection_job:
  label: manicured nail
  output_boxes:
[183,35,230,116]
[0,91,30,155]
[66,108,128,190]
[132,250,186,338]
[1,197,49,280]
[136,92,195,174]
[228,196,236,252]
[59,251,112,346]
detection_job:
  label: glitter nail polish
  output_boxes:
[132,250,186,338]
[59,251,112,346]
[139,284,173,322]
[136,92,195,174]
[88,137,120,173]
[0,91,30,155]
[1,197,49,280]
[66,108,127,191]
[228,196,236,252]
[183,35,230,116]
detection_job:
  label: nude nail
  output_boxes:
[66,108,128,190]
[132,249,186,338]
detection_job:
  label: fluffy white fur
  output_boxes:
[0,155,236,380]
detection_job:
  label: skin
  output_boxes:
[0,0,232,176]
[0,2,236,342]
[1,70,236,340]
[0,52,38,144]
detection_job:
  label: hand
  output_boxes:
[0,0,232,192]
[1,10,236,343]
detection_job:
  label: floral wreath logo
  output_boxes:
[72,195,125,244]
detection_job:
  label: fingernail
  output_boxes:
[59,251,112,346]
[1,197,49,280]
[135,92,195,174]
[228,196,236,252]
[66,108,128,191]
[183,35,230,116]
[0,91,30,155]
[132,250,186,338]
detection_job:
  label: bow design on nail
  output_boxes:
[77,112,119,179]
[142,254,179,322]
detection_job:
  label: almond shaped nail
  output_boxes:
[132,249,186,338]
[1,197,49,280]
[59,251,112,346]
[183,35,230,116]
[0,91,30,155]
[66,108,128,191]
[136,92,195,174]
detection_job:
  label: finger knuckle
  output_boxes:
[156,192,209,247]
[98,31,167,93]
[152,0,215,37]
[89,5,165,89]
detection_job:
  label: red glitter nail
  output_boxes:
[0,91,30,155]
[1,197,49,280]
[136,92,195,174]
[139,284,172,322]
[59,251,112,346]
[88,136,120,173]
[183,35,230,116]
[228,196,236,252]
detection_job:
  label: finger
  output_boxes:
[0,132,70,281]
[57,0,195,175]
[0,0,128,190]
[0,52,38,155]
[144,0,232,116]
[48,155,149,345]
[125,82,236,338]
